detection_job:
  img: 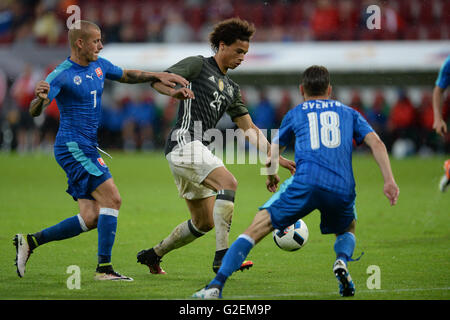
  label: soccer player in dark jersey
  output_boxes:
[432,55,450,192]
[13,20,193,281]
[193,65,399,299]
[137,18,296,274]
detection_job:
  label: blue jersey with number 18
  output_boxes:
[274,99,374,196]
[45,57,123,147]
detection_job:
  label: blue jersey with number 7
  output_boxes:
[273,99,374,196]
[45,57,123,147]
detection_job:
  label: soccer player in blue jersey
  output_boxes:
[193,65,399,298]
[13,20,193,281]
[432,55,450,192]
[433,55,450,137]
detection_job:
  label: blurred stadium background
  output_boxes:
[0,0,449,156]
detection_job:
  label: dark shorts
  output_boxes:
[54,142,112,201]
[259,177,357,234]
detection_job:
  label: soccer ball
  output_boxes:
[273,219,309,251]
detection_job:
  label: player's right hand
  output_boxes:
[266,174,280,193]
[383,180,399,206]
[433,118,448,137]
[35,80,50,100]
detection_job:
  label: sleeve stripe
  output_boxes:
[45,60,72,84]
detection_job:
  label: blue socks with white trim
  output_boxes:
[31,208,119,266]
[97,208,119,265]
[208,234,255,288]
[334,232,356,265]
[32,214,88,247]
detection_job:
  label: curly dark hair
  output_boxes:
[209,17,255,52]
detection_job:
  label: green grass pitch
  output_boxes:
[0,151,449,300]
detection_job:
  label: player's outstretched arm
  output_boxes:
[432,85,447,137]
[120,70,189,88]
[29,80,50,117]
[364,132,399,206]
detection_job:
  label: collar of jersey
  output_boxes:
[208,56,226,75]
[66,57,91,69]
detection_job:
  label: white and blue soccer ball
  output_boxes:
[273,219,309,251]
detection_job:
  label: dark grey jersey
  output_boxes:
[164,56,249,155]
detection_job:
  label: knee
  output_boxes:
[221,175,238,191]
[104,194,122,210]
[84,215,98,230]
[80,210,99,230]
[192,217,214,233]
[111,194,122,210]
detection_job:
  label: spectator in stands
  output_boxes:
[310,0,339,41]
[100,100,125,150]
[122,92,159,151]
[365,90,390,142]
[251,89,276,139]
[146,16,164,43]
[2,0,449,45]
[0,68,6,148]
[11,64,41,152]
[275,90,293,128]
[119,22,137,43]
[162,10,194,43]
[338,0,359,40]
[388,89,418,149]
[0,4,13,41]
[161,96,179,144]
[0,68,6,111]
[349,90,367,118]
[102,6,122,44]
[39,98,59,152]
[32,1,63,46]
[417,91,439,151]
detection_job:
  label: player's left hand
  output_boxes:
[279,156,296,175]
[156,72,190,88]
[266,174,280,192]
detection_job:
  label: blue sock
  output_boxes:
[334,232,356,265]
[33,214,86,246]
[208,234,254,288]
[97,208,118,265]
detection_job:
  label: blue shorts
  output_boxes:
[54,142,112,201]
[260,177,357,234]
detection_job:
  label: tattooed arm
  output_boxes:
[29,80,51,117]
[119,70,190,88]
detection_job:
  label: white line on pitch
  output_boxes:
[227,287,450,299]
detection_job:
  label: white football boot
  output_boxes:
[13,234,33,278]
[192,286,222,299]
[333,259,355,297]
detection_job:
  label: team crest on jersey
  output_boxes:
[97,157,107,167]
[227,85,234,98]
[95,67,103,78]
[218,79,224,91]
[73,75,82,85]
